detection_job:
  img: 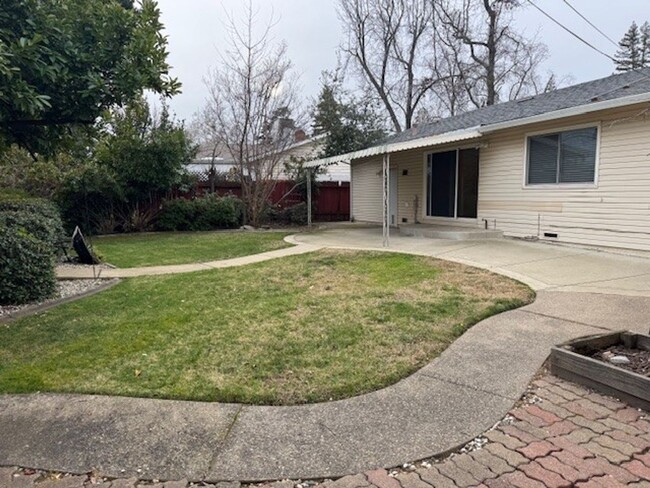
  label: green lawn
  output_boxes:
[0,250,534,405]
[92,230,292,267]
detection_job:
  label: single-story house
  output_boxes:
[305,68,650,252]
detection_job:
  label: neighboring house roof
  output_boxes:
[306,68,650,167]
[188,134,350,182]
[186,159,236,175]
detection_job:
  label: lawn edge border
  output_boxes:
[0,278,121,324]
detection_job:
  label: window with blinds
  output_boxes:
[526,127,598,185]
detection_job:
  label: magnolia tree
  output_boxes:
[201,2,302,227]
[0,0,180,157]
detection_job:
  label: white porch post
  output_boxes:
[306,168,312,228]
[382,152,390,247]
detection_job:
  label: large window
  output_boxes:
[426,148,479,218]
[526,126,598,185]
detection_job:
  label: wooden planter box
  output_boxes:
[550,331,650,411]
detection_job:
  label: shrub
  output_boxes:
[155,199,195,231]
[0,225,57,305]
[156,195,243,231]
[287,202,308,225]
[55,162,124,235]
[0,198,66,252]
[268,202,308,226]
[193,195,243,230]
[0,188,31,201]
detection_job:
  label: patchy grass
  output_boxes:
[92,230,292,267]
[0,250,534,405]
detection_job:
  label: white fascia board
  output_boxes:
[304,127,482,168]
[480,92,650,134]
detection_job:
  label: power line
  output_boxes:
[525,0,616,62]
[562,0,619,48]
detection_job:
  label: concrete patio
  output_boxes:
[292,227,650,297]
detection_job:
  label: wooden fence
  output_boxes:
[194,180,350,222]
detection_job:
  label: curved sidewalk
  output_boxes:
[1,291,649,482]
[56,242,322,279]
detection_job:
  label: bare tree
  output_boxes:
[337,0,439,132]
[188,115,224,194]
[434,0,550,108]
[430,21,473,116]
[202,1,301,226]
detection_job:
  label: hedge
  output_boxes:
[156,195,243,231]
[0,198,66,252]
[0,197,64,305]
[0,225,57,305]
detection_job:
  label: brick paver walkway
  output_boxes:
[2,374,648,488]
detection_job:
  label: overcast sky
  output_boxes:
[153,0,650,124]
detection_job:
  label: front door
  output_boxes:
[426,148,479,219]
[389,168,398,226]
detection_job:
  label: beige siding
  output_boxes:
[478,104,650,251]
[380,103,650,251]
[351,158,382,223]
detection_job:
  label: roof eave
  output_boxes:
[305,91,650,168]
[480,91,650,134]
[304,128,482,168]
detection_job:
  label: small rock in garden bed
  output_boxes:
[610,355,631,365]
[593,345,650,377]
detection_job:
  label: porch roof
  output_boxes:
[305,127,483,168]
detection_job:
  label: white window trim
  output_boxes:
[421,148,479,221]
[522,122,601,189]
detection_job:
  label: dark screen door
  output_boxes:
[427,151,457,217]
[427,149,479,219]
[457,148,479,218]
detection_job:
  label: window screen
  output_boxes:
[528,134,559,184]
[527,127,597,185]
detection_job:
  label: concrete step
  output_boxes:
[399,225,503,240]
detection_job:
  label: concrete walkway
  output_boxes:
[292,228,650,296]
[56,243,322,279]
[1,292,648,482]
[3,228,649,482]
[4,375,649,487]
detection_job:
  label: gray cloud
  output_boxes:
[155,0,650,122]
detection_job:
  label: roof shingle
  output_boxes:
[382,68,650,147]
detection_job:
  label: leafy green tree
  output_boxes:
[614,21,650,72]
[0,0,180,156]
[312,76,386,158]
[96,98,196,206]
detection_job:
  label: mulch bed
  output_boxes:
[592,345,650,377]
